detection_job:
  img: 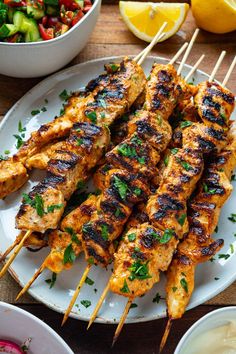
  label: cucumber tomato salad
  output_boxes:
[0,0,93,42]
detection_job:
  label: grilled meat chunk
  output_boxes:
[0,158,28,199]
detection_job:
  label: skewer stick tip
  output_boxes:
[177,28,200,75]
[209,50,226,82]
[61,264,92,326]
[159,318,172,353]
[112,297,133,347]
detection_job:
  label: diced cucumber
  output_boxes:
[46,5,58,15]
[0,2,7,10]
[0,8,7,25]
[75,0,84,9]
[13,11,25,30]
[24,18,40,41]
[0,23,17,37]
[27,4,45,19]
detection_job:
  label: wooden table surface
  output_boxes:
[0,2,236,354]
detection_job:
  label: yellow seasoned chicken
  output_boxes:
[0,158,28,199]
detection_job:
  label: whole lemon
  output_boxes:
[191,0,236,34]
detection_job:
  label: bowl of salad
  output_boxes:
[0,0,101,77]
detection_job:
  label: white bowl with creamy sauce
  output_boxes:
[175,307,236,354]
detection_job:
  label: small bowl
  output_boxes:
[0,301,73,354]
[0,0,101,78]
[175,306,236,354]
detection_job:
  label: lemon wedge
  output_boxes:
[119,1,189,42]
[192,0,236,34]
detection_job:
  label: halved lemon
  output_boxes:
[119,1,189,42]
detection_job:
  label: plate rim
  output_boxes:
[1,55,235,324]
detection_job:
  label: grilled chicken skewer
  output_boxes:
[161,58,236,352]
[88,52,235,344]
[61,33,201,325]
[0,25,167,278]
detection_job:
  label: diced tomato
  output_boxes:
[71,9,84,26]
[42,15,48,26]
[38,24,54,40]
[4,0,26,7]
[83,4,91,12]
[60,10,74,25]
[59,0,79,10]
[84,0,91,5]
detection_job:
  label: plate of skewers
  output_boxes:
[0,27,236,347]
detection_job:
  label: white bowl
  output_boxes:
[175,306,236,354]
[0,0,101,78]
[0,301,74,354]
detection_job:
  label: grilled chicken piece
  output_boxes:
[125,203,149,230]
[0,158,28,199]
[16,123,109,232]
[109,223,178,297]
[166,122,236,320]
[26,141,63,170]
[16,58,146,233]
[44,194,98,273]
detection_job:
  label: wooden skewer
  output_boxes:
[16,260,47,300]
[222,55,236,88]
[209,50,226,82]
[169,42,188,65]
[112,297,133,347]
[159,318,172,353]
[0,230,32,278]
[177,28,199,75]
[61,264,92,326]
[0,234,23,262]
[185,54,205,82]
[134,22,167,63]
[87,281,110,329]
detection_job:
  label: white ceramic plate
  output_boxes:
[0,57,235,324]
[0,301,73,354]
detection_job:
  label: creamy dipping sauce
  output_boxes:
[181,321,236,354]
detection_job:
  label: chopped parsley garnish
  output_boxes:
[180,278,188,293]
[88,257,94,264]
[77,138,83,146]
[80,300,91,308]
[45,272,57,289]
[14,121,26,149]
[231,174,236,181]
[176,157,193,171]
[101,112,106,119]
[115,208,121,217]
[31,109,40,116]
[215,225,218,233]
[218,253,230,260]
[172,286,178,293]
[65,227,81,245]
[22,193,44,217]
[178,213,186,226]
[63,244,76,264]
[128,233,136,242]
[85,111,97,123]
[138,157,145,164]
[134,187,142,196]
[131,135,142,145]
[113,175,128,200]
[77,180,85,190]
[59,89,70,101]
[46,204,63,213]
[203,183,216,194]
[209,257,215,262]
[60,107,65,115]
[85,277,94,286]
[120,279,130,293]
[41,106,47,112]
[18,120,26,133]
[101,224,108,240]
[171,148,179,155]
[228,213,236,223]
[164,156,169,166]
[161,229,174,243]
[152,292,161,303]
[109,63,119,72]
[180,120,192,129]
[0,155,8,161]
[117,144,137,158]
[156,115,163,126]
[4,150,10,154]
[128,260,151,281]
[130,303,138,309]
[230,244,234,254]
[214,277,220,281]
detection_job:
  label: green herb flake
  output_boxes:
[41,106,47,112]
[120,279,130,293]
[172,286,178,293]
[13,134,25,149]
[109,63,119,72]
[47,204,63,213]
[133,187,142,196]
[85,277,94,286]
[85,111,97,124]
[88,257,94,264]
[59,89,70,101]
[231,174,236,181]
[65,227,81,245]
[180,278,188,293]
[218,253,230,260]
[113,175,128,200]
[152,292,161,303]
[215,225,218,233]
[117,143,137,158]
[228,213,236,223]
[131,135,142,145]
[80,300,91,308]
[115,208,121,217]
[31,109,40,116]
[178,213,186,226]
[230,244,234,254]
[176,157,193,171]
[209,257,215,262]
[128,233,136,242]
[171,148,179,155]
[45,272,57,289]
[128,260,151,281]
[77,180,85,190]
[164,155,169,166]
[214,277,220,281]
[4,150,10,154]
[130,303,138,309]
[101,224,109,241]
[77,138,83,146]
[160,229,174,244]
[138,157,145,164]
[180,120,192,129]
[101,112,106,119]
[63,244,76,264]
[18,120,26,133]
